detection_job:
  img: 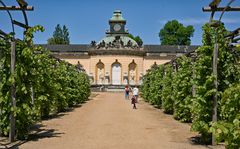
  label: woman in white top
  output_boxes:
[132,86,139,103]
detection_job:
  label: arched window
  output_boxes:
[96,60,105,84]
[128,60,137,85]
[111,60,121,85]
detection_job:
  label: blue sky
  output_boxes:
[1,0,240,45]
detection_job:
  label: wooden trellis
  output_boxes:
[203,0,240,145]
[159,2,239,145]
[0,0,33,142]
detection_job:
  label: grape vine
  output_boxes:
[0,26,90,139]
[141,23,240,148]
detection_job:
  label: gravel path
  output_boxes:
[17,92,222,149]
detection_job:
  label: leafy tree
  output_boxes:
[128,34,143,47]
[63,25,70,44]
[47,24,70,44]
[53,24,63,39]
[159,20,194,45]
[134,36,143,47]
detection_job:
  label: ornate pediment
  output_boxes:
[91,35,139,50]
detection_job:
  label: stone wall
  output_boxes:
[55,54,173,85]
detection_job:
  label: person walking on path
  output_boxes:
[124,85,129,99]
[131,95,137,109]
[132,86,139,103]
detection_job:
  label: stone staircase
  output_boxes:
[91,84,140,92]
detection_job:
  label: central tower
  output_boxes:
[88,10,145,87]
[93,10,139,49]
[107,10,128,35]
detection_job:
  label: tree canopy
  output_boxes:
[47,24,70,44]
[159,20,194,45]
[128,34,143,47]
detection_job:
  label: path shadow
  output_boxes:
[3,124,64,149]
[41,103,85,121]
[189,135,211,145]
[88,93,99,101]
[41,113,68,121]
[188,136,225,149]
[0,97,92,149]
[27,124,64,141]
[0,137,9,149]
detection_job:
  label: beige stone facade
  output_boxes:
[44,10,198,86]
[53,53,177,85]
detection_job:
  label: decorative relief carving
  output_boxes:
[128,61,137,85]
[91,36,139,49]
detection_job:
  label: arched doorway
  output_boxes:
[128,60,137,85]
[96,60,105,84]
[111,61,121,85]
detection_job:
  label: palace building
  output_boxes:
[41,10,198,87]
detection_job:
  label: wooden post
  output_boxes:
[30,84,35,104]
[172,60,178,73]
[0,6,34,11]
[9,40,16,142]
[0,43,2,58]
[212,43,218,146]
[163,65,166,76]
[0,46,1,137]
[202,0,239,146]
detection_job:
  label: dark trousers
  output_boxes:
[133,103,136,109]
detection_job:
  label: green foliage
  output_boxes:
[221,84,240,122]
[128,34,143,47]
[0,26,90,139]
[161,64,174,114]
[210,84,240,148]
[47,24,70,45]
[172,56,193,122]
[191,23,240,143]
[191,25,215,141]
[63,25,70,44]
[141,65,164,107]
[142,56,194,123]
[141,71,151,101]
[141,22,240,147]
[159,20,194,45]
[211,118,240,149]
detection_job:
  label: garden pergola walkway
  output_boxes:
[19,92,219,149]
